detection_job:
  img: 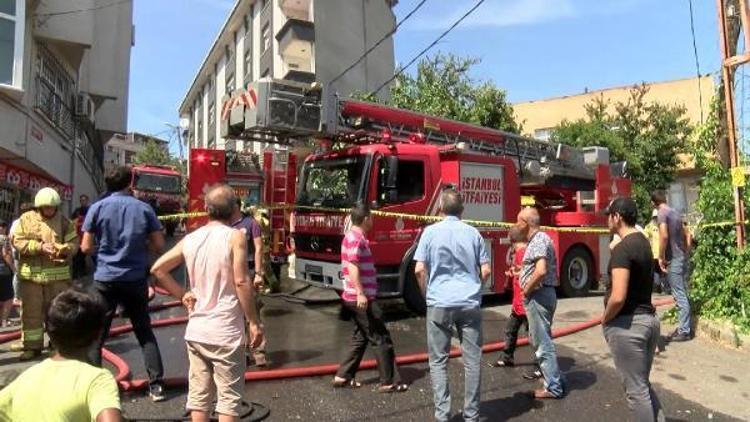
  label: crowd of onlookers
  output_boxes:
[0,167,694,421]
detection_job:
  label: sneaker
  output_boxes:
[9,342,24,352]
[149,384,166,402]
[669,333,693,342]
[523,370,543,380]
[533,388,562,399]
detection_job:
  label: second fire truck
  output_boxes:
[215,79,631,313]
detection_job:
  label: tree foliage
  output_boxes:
[552,85,693,222]
[132,141,174,166]
[358,53,520,133]
[689,98,750,331]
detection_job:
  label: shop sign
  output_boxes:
[0,162,72,200]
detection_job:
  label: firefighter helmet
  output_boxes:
[35,187,61,208]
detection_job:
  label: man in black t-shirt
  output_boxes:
[602,198,665,422]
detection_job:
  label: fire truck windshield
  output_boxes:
[297,156,370,208]
[134,172,181,194]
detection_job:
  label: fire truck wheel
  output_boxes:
[560,246,594,297]
[403,262,426,315]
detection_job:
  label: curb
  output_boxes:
[696,318,750,351]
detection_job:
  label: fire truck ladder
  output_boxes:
[335,100,605,183]
[268,149,290,258]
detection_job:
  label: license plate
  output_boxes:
[305,264,323,275]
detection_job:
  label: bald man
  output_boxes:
[152,185,264,421]
[516,207,565,399]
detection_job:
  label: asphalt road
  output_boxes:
[0,236,735,421]
[116,291,737,422]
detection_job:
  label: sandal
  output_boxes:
[488,359,514,368]
[332,378,362,389]
[377,383,409,393]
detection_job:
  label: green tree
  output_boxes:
[688,97,750,331]
[132,140,173,166]
[359,53,520,133]
[552,85,693,221]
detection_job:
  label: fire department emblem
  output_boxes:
[395,217,405,232]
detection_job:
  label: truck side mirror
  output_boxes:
[385,156,399,189]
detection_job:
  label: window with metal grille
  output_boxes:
[35,43,77,139]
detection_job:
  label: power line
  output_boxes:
[34,0,130,18]
[688,0,704,124]
[329,0,430,85]
[372,0,487,96]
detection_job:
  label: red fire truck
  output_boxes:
[186,147,296,272]
[218,79,631,313]
[131,165,182,237]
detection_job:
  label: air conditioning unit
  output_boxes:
[75,93,96,123]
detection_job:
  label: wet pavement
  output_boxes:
[116,290,738,422]
[0,235,741,421]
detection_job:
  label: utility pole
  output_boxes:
[717,0,748,248]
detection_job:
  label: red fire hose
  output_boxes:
[102,297,675,392]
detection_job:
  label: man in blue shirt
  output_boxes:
[414,189,491,422]
[81,166,167,402]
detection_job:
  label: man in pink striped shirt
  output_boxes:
[333,205,407,393]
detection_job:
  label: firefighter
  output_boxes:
[11,187,78,361]
[251,206,280,294]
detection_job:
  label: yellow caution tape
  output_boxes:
[160,204,612,233]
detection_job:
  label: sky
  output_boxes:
[127,0,720,152]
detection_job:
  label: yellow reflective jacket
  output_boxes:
[644,221,660,259]
[254,212,272,254]
[12,210,78,284]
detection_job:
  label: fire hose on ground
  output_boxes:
[0,295,676,392]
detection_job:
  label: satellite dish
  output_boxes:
[178,118,190,130]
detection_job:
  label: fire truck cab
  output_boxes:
[130,164,182,237]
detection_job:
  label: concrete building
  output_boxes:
[104,132,169,173]
[178,0,397,153]
[514,75,715,217]
[0,0,133,221]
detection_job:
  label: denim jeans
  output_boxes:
[666,255,691,335]
[604,313,665,422]
[525,287,565,397]
[89,279,164,386]
[427,306,482,422]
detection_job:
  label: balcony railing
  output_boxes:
[77,130,105,192]
[35,77,76,140]
[34,75,105,192]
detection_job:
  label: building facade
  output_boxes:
[514,75,715,217]
[178,0,397,154]
[104,132,169,173]
[0,0,133,221]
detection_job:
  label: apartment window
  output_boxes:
[225,72,235,94]
[35,43,77,138]
[225,43,233,63]
[262,0,269,9]
[197,120,203,144]
[243,48,252,83]
[0,0,24,88]
[208,103,215,125]
[533,127,553,142]
[261,23,270,54]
